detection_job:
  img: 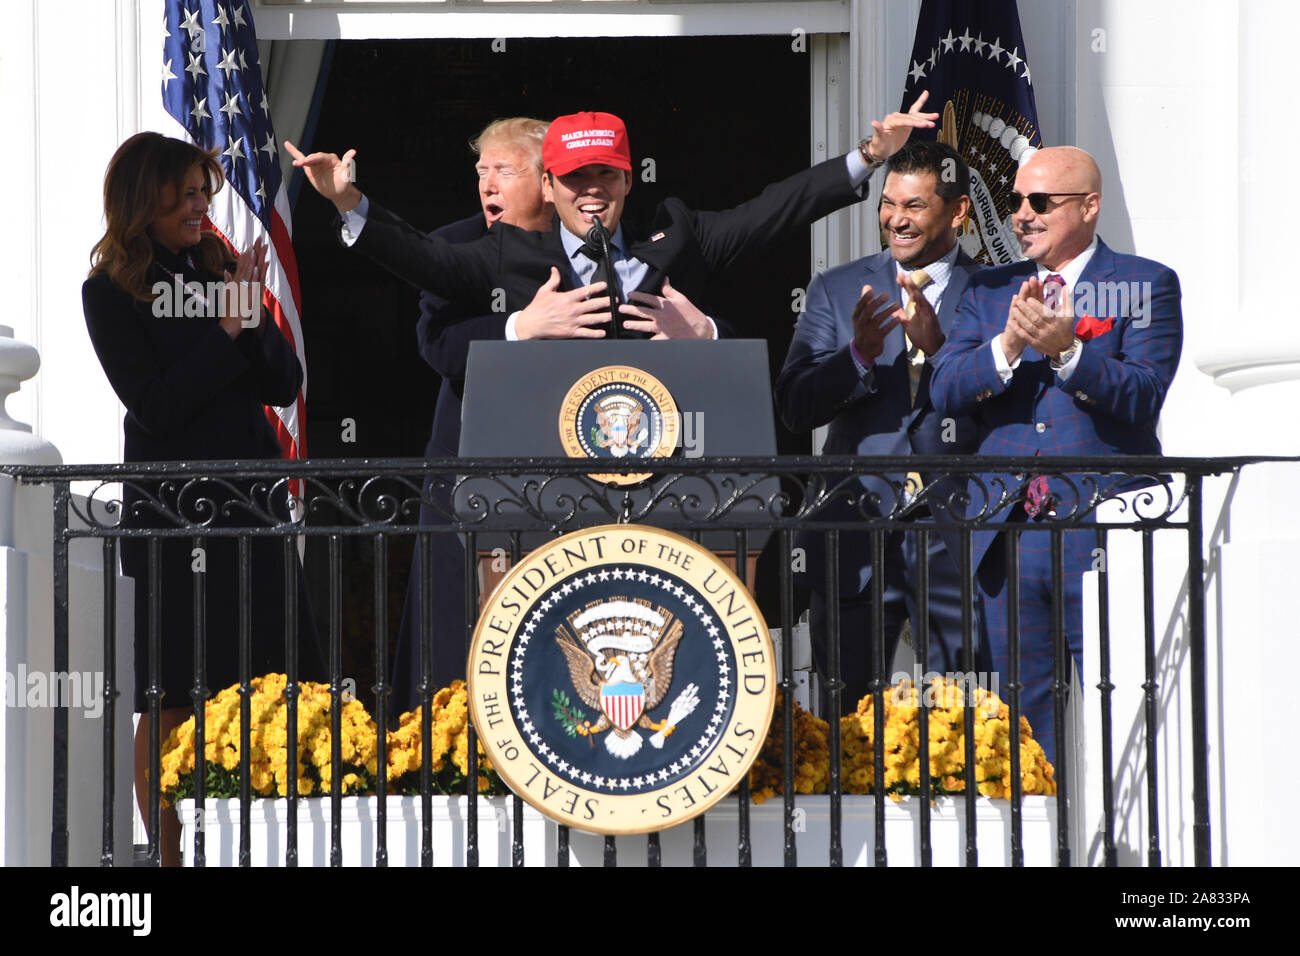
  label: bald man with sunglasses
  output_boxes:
[928,146,1183,764]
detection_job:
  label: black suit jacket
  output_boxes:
[82,248,301,463]
[415,213,491,458]
[82,246,322,707]
[350,153,868,324]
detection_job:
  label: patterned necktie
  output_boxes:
[902,267,933,405]
[1024,472,1054,518]
[1022,273,1066,516]
[904,268,932,503]
[1043,272,1066,314]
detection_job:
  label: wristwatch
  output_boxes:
[1051,336,1083,370]
[856,138,884,169]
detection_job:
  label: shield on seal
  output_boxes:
[600,682,645,731]
[608,414,629,452]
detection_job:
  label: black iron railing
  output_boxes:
[7,454,1276,867]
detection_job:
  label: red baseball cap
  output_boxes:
[541,111,631,176]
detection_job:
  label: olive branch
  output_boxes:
[551,689,588,738]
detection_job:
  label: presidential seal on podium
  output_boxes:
[557,365,680,486]
[467,525,775,835]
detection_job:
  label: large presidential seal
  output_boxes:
[557,366,680,486]
[468,525,775,835]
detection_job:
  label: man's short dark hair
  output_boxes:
[885,140,970,203]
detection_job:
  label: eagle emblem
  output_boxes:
[554,598,700,759]
[592,395,649,458]
[558,367,679,486]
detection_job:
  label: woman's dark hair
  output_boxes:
[89,132,232,300]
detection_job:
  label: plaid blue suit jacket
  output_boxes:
[928,237,1183,571]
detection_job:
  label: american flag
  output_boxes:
[161,0,307,465]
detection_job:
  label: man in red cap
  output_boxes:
[286,98,938,336]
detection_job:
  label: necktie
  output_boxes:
[904,268,932,503]
[579,241,625,338]
[1043,272,1065,313]
[902,267,933,405]
[1024,472,1054,517]
[1022,274,1066,516]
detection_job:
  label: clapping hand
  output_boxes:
[1005,276,1076,362]
[220,237,268,338]
[850,284,903,363]
[896,271,943,356]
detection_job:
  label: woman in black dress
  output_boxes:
[83,132,322,862]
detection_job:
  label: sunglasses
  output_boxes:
[1009,191,1091,214]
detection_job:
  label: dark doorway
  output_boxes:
[291,36,815,702]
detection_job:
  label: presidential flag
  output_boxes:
[901,0,1044,264]
[161,0,307,465]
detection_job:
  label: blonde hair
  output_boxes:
[89,132,232,301]
[470,117,549,173]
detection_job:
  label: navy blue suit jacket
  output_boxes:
[775,247,983,594]
[928,237,1183,572]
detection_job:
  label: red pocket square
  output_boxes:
[1074,314,1114,342]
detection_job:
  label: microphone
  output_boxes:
[586,216,625,339]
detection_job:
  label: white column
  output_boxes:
[0,0,150,864]
[1194,0,1300,867]
[1073,0,1300,866]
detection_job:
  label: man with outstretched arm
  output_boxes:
[284,94,941,332]
[398,116,721,714]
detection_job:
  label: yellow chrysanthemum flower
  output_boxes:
[748,678,1055,803]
